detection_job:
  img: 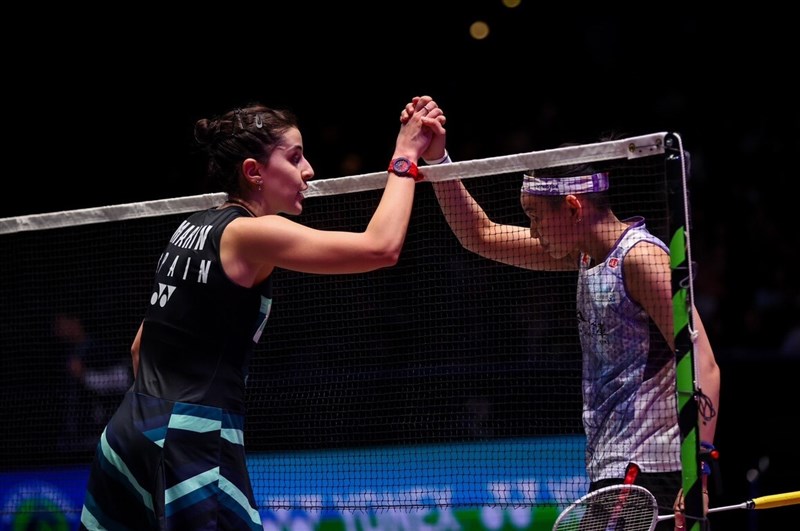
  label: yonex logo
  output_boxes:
[151,283,176,307]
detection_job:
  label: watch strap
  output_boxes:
[388,157,423,182]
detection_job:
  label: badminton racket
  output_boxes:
[552,484,800,531]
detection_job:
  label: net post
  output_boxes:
[666,132,705,530]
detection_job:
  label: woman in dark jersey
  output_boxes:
[80,96,446,530]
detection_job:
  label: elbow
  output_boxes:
[451,220,493,254]
[363,241,403,270]
[454,232,471,249]
[454,229,478,252]
[455,229,491,258]
[376,246,403,268]
[699,345,720,377]
[705,357,721,385]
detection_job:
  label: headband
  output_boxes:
[520,172,609,196]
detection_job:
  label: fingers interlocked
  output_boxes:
[399,97,446,128]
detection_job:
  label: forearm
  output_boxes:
[693,311,720,444]
[697,352,720,488]
[364,172,417,260]
[689,310,720,499]
[431,178,494,250]
[363,94,442,258]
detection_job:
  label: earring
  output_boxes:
[257,179,263,192]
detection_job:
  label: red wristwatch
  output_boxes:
[388,157,423,182]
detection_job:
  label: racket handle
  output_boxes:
[751,491,800,510]
[709,490,800,513]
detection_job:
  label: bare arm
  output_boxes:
[625,243,675,349]
[228,212,416,276]
[431,178,575,271]
[626,243,720,486]
[131,321,143,379]
[674,311,720,526]
[400,97,571,272]
[692,311,720,447]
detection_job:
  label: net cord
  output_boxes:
[0,132,668,234]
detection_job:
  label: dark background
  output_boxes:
[4,2,798,529]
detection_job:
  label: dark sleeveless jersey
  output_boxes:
[134,205,273,413]
[81,205,269,529]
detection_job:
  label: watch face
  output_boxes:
[393,158,412,174]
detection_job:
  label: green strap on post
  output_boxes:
[667,137,705,530]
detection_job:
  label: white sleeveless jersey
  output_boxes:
[577,217,680,482]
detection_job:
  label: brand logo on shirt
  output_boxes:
[577,310,608,344]
[151,283,176,307]
[608,258,619,268]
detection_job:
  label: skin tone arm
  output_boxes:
[692,310,720,510]
[431,179,543,267]
[403,97,572,272]
[625,244,720,444]
[626,244,720,513]
[131,322,142,379]
[692,313,719,447]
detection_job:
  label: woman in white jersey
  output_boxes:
[401,99,720,531]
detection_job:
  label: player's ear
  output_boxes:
[565,194,582,219]
[242,158,260,179]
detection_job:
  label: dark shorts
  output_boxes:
[80,391,262,530]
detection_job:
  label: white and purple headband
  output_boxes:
[521,172,609,196]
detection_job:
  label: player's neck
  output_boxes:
[225,197,257,217]
[585,218,629,263]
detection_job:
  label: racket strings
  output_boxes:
[554,487,659,530]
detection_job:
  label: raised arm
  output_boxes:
[223,96,446,279]
[401,97,572,271]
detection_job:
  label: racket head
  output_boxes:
[552,484,659,531]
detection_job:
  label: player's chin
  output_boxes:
[288,201,303,216]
